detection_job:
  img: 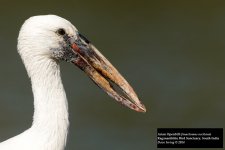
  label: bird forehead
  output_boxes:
[25,15,77,35]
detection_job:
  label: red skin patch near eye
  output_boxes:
[72,43,80,52]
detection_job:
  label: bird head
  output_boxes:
[18,15,146,112]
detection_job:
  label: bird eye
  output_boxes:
[57,28,66,36]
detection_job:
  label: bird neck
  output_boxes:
[28,57,69,149]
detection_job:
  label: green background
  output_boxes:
[0,0,224,149]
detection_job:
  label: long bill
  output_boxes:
[69,33,146,112]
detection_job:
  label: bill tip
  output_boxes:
[136,104,147,113]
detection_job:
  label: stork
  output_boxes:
[0,15,146,150]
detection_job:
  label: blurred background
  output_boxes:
[0,0,224,149]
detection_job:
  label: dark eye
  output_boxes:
[57,28,66,36]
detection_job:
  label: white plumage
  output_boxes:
[0,15,146,150]
[0,15,71,150]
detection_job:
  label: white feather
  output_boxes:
[0,15,77,150]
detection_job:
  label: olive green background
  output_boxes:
[0,0,224,150]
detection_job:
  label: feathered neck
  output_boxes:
[29,57,69,150]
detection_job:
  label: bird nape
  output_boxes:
[0,15,146,150]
